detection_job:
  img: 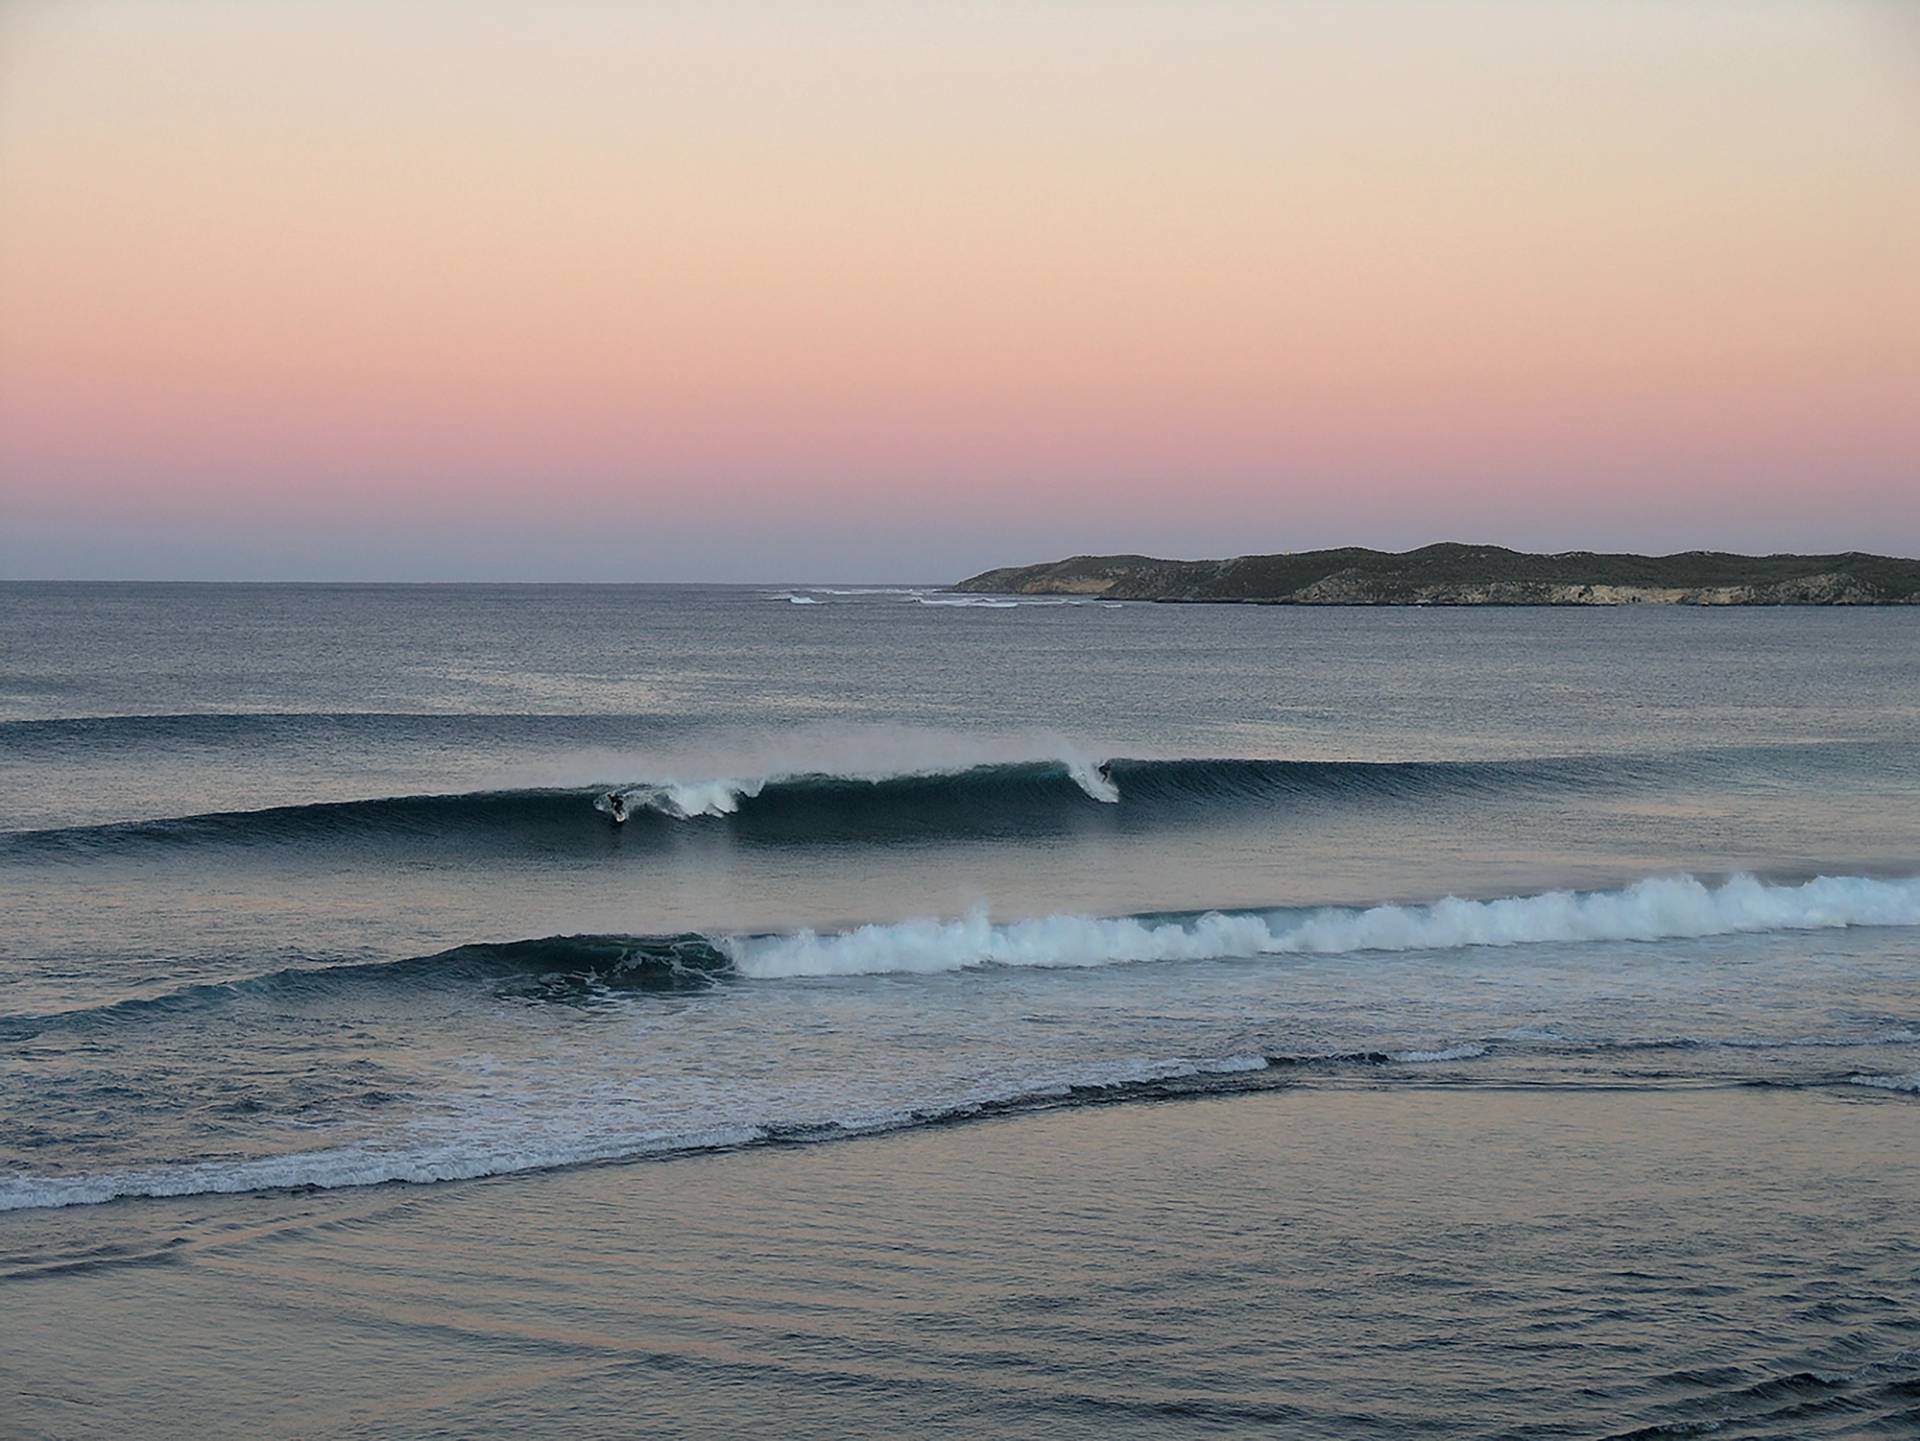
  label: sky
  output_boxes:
[2,0,1917,581]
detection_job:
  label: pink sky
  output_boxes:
[2,1,1917,579]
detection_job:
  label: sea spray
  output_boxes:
[726,873,1920,978]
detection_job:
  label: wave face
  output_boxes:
[2,752,1651,858]
[0,935,734,1039]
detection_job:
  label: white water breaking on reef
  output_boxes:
[725,874,1920,978]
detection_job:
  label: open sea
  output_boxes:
[2,581,1917,1439]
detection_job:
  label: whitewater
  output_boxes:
[725,873,1920,977]
[595,749,1121,820]
[4,867,1917,1214]
[4,586,1917,1232]
[6,583,1920,1441]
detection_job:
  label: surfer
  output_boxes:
[605,790,628,824]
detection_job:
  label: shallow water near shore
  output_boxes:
[8,1089,1918,1440]
[2,582,1917,1436]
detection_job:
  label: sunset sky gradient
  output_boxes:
[3,0,1917,579]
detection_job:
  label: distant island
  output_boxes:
[955,545,1920,606]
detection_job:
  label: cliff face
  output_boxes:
[955,546,1920,605]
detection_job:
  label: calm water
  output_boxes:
[2,582,1917,1438]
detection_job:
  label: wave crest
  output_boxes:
[13,874,1917,1035]
[6,752,1656,859]
[726,874,1920,978]
[597,753,1119,820]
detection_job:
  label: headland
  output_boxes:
[955,545,1920,605]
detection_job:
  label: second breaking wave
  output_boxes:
[9,873,1917,1036]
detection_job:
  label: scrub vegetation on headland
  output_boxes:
[955,545,1920,606]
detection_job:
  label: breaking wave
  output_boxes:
[599,753,1119,820]
[6,870,1917,1210]
[1,751,1659,858]
[1391,1044,1491,1063]
[11,874,1917,1039]
[723,873,1920,978]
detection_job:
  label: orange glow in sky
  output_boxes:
[2,1,1916,578]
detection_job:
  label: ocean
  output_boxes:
[3,581,1917,1439]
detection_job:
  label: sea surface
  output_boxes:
[2,581,1917,1438]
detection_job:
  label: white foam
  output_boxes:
[1023,1053,1271,1090]
[0,1052,1272,1212]
[1391,1044,1490,1063]
[1066,756,1120,803]
[727,874,1920,979]
[600,732,1121,819]
[730,908,1282,978]
[0,1124,763,1213]
[625,778,767,819]
[1845,1072,1920,1093]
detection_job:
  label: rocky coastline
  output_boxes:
[955,545,1920,606]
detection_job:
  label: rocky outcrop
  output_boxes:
[955,547,1920,605]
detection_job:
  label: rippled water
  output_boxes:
[2,581,1916,1437]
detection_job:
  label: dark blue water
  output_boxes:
[2,582,1917,1438]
